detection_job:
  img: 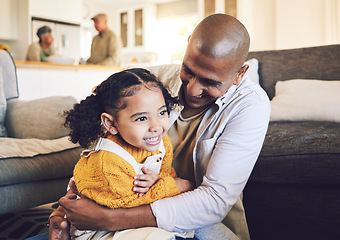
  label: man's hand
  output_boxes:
[58,179,111,231]
[59,194,157,232]
[48,215,70,240]
[59,194,112,231]
[59,178,157,232]
[133,167,160,197]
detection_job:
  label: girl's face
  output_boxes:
[113,85,170,152]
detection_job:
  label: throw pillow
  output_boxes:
[6,96,77,139]
[0,67,7,137]
[244,58,259,85]
[148,64,182,97]
[270,79,340,122]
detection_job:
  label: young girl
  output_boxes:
[50,68,194,240]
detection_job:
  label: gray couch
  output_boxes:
[243,44,340,240]
[1,44,339,239]
[0,49,83,215]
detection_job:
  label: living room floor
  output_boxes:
[0,202,57,240]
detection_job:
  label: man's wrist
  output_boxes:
[104,205,157,231]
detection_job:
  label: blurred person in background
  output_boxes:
[26,26,55,62]
[86,13,122,66]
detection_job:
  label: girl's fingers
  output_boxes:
[134,174,147,181]
[134,180,152,188]
[141,167,154,174]
[133,186,149,193]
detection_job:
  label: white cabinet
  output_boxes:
[29,0,82,24]
[117,3,157,66]
[0,0,18,40]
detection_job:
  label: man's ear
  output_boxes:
[101,113,118,135]
[233,64,249,85]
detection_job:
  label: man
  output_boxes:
[47,14,270,240]
[86,13,122,66]
[26,26,55,62]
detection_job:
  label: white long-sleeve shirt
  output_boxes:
[149,64,271,233]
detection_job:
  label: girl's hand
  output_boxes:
[133,167,160,197]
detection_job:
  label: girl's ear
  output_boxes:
[101,113,118,135]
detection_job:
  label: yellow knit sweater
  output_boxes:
[73,134,180,209]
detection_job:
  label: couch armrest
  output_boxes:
[5,96,77,139]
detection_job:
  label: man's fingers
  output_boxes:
[58,194,77,211]
[66,194,78,199]
[49,217,70,240]
[59,219,69,229]
[69,179,81,196]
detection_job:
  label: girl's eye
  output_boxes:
[159,110,167,116]
[136,116,147,122]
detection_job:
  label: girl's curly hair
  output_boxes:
[64,68,178,148]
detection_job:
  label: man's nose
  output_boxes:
[186,77,203,96]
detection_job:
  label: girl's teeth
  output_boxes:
[145,136,158,142]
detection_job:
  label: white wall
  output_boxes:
[275,0,325,49]
[238,0,276,51]
[238,0,340,51]
[11,0,30,60]
[0,0,18,40]
[83,1,118,33]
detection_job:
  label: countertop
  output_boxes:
[15,60,123,71]
[15,61,122,101]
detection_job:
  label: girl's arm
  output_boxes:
[134,168,194,196]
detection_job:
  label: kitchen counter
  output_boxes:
[15,61,122,71]
[15,61,122,101]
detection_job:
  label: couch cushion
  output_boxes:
[251,121,340,185]
[0,147,82,187]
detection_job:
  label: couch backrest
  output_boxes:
[247,44,340,99]
[0,50,19,100]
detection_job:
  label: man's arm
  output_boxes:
[59,195,156,231]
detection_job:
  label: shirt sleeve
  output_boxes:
[151,91,271,232]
